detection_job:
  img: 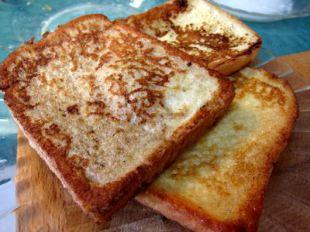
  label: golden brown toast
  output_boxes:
[118,0,262,75]
[0,15,234,222]
[136,68,298,232]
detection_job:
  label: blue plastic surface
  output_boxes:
[247,16,310,56]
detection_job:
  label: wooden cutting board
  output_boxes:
[15,52,310,232]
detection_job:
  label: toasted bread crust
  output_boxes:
[138,188,241,232]
[118,0,262,75]
[0,14,234,222]
[235,69,298,231]
[136,68,298,232]
[209,42,261,75]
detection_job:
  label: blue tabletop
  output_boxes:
[247,17,310,56]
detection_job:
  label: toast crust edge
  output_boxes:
[136,69,298,232]
[209,42,261,75]
[0,14,111,90]
[0,14,234,222]
[117,0,262,75]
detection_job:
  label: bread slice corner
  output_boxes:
[118,0,262,75]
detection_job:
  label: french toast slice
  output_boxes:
[0,15,234,222]
[118,0,262,75]
[136,68,298,232]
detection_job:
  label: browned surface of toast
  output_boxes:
[0,14,233,222]
[118,0,262,75]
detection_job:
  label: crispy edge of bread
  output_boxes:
[191,0,262,74]
[0,14,112,90]
[117,0,262,75]
[0,14,234,222]
[136,68,298,232]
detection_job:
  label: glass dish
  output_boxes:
[0,1,309,231]
[210,0,310,22]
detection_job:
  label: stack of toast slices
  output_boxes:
[0,0,297,231]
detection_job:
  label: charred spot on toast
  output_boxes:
[175,30,230,50]
[67,104,80,115]
[175,0,188,9]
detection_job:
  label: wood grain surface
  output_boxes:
[15,52,310,232]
